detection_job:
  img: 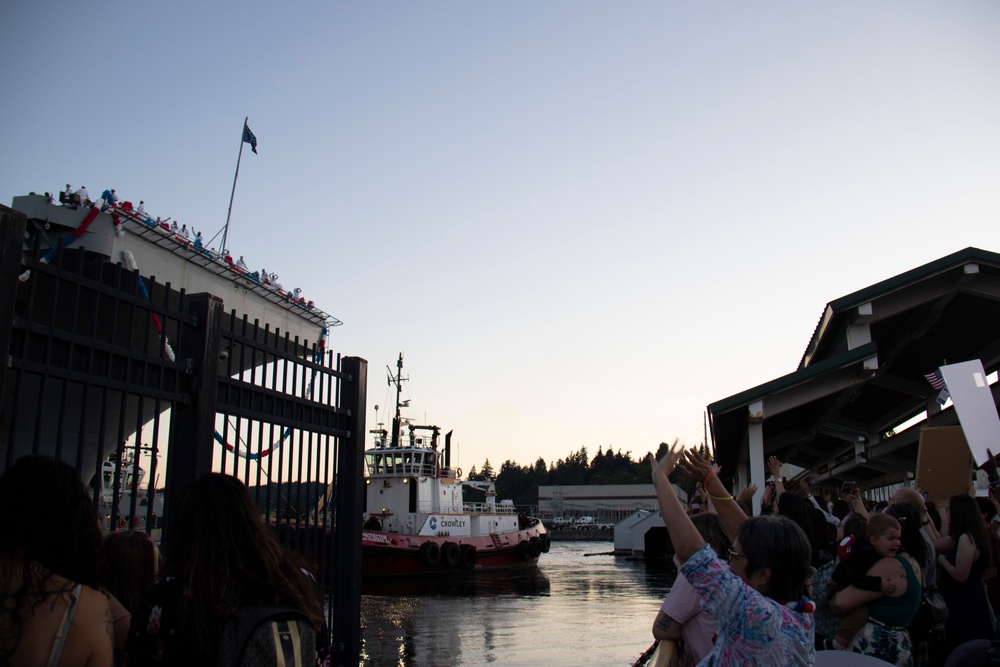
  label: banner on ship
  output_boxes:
[419,515,471,537]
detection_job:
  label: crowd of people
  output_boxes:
[0,456,329,666]
[645,446,1000,667]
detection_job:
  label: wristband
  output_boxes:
[709,493,733,502]
[704,469,716,487]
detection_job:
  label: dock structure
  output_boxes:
[708,247,1000,504]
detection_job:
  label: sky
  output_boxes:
[3,2,999,475]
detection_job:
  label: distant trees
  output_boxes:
[464,440,702,508]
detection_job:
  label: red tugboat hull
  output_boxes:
[362,524,550,576]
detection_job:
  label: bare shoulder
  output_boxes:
[62,585,113,666]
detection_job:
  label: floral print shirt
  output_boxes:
[680,543,815,666]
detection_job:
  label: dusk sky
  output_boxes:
[3,2,999,474]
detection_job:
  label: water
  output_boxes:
[358,540,675,666]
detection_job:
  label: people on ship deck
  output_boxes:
[136,201,145,216]
[124,473,329,666]
[0,455,113,667]
[60,183,76,206]
[76,185,90,206]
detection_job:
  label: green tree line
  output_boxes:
[464,440,708,508]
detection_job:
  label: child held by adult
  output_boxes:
[825,513,903,650]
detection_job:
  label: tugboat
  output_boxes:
[94,448,164,535]
[361,354,550,576]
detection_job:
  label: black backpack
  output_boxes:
[217,604,318,667]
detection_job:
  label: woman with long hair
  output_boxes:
[101,531,160,616]
[124,473,327,665]
[100,530,161,660]
[937,493,995,652]
[0,455,113,666]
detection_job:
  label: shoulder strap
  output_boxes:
[219,605,312,666]
[47,583,82,667]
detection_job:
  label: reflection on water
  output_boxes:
[358,541,675,666]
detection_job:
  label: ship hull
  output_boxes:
[361,524,550,577]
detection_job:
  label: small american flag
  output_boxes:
[923,369,946,390]
[242,122,257,154]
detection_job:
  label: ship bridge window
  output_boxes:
[366,453,387,475]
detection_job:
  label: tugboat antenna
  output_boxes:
[388,353,408,448]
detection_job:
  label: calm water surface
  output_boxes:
[358,540,675,666]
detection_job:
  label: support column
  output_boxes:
[748,400,766,514]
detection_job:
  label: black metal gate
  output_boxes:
[0,204,364,665]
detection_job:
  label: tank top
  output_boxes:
[867,556,921,628]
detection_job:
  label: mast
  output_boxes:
[389,353,406,447]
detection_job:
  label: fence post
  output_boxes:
[0,207,27,457]
[330,355,366,666]
[163,293,223,545]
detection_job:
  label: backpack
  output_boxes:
[217,604,318,667]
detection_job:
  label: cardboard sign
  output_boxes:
[916,426,973,505]
[938,359,1000,467]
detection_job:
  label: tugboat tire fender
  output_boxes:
[540,533,551,553]
[418,541,441,567]
[441,541,461,568]
[529,536,542,558]
[515,540,532,561]
[458,544,477,570]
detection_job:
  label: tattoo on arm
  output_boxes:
[655,615,673,633]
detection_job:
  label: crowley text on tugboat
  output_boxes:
[361,354,550,576]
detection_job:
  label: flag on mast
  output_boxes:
[242,122,258,154]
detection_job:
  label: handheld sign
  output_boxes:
[938,359,1000,467]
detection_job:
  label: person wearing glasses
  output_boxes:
[649,444,815,666]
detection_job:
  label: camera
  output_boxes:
[841,481,857,493]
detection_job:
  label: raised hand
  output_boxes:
[679,447,715,484]
[736,483,758,505]
[761,483,774,507]
[982,448,999,480]
[768,455,781,479]
[649,443,685,488]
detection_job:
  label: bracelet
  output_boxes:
[709,493,734,502]
[704,469,716,487]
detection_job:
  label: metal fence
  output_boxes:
[0,204,365,664]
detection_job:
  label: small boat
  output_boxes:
[361,354,550,576]
[94,449,164,536]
